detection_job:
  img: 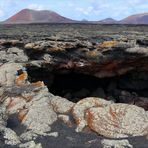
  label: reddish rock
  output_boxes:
[86,104,148,138]
[72,97,113,132]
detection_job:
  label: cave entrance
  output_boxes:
[27,66,113,102]
[48,71,112,102]
[26,66,148,110]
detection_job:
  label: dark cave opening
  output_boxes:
[26,66,148,108]
[27,66,116,102]
[48,71,112,102]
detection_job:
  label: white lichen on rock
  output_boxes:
[72,97,113,132]
[86,103,148,138]
[0,63,23,86]
[19,86,57,135]
[50,96,75,114]
[4,128,21,145]
[101,139,133,148]
[19,141,42,148]
[47,132,59,137]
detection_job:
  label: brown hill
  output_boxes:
[120,13,148,24]
[4,9,75,24]
[98,18,117,24]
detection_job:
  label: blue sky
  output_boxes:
[0,0,147,21]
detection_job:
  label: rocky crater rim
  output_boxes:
[0,37,148,108]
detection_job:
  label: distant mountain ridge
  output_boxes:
[3,9,148,24]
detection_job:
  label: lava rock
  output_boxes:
[72,97,113,132]
[101,139,133,148]
[86,104,148,138]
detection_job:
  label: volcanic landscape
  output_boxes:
[0,23,148,148]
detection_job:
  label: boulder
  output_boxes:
[50,96,75,114]
[0,63,23,86]
[86,104,148,138]
[72,97,113,132]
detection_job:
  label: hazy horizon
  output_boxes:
[0,0,147,21]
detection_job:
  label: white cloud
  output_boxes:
[68,2,75,7]
[27,4,45,10]
[76,6,93,15]
[0,0,15,19]
[0,10,4,17]
[84,0,148,20]
[75,0,110,18]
